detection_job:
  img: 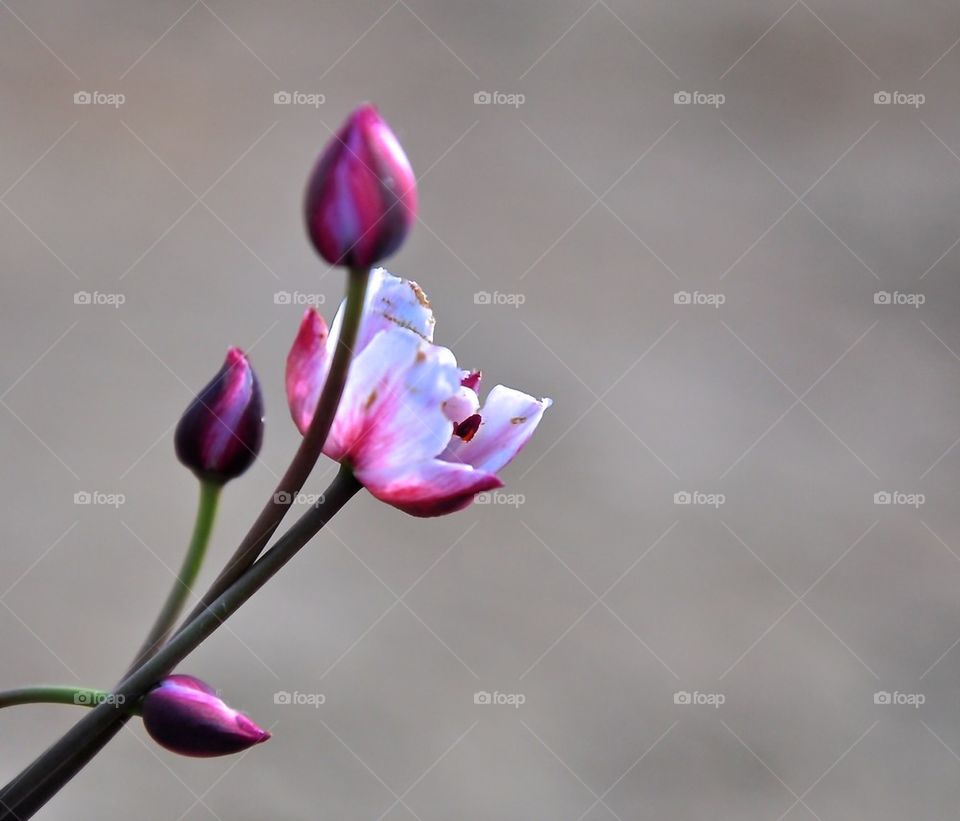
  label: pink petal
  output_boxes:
[285,308,330,434]
[358,459,503,517]
[442,385,552,474]
[323,328,461,470]
[460,369,481,392]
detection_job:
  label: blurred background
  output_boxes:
[2,0,960,817]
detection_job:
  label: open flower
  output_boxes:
[286,268,551,516]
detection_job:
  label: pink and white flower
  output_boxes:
[286,268,551,516]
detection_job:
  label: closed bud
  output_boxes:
[141,675,270,757]
[175,348,264,484]
[305,103,417,269]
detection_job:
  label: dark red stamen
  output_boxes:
[453,413,481,442]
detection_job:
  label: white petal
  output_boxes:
[442,385,551,474]
[441,386,480,423]
[324,327,461,470]
[327,268,435,362]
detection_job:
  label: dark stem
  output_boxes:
[0,467,362,820]
[165,266,369,656]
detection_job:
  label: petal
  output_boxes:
[327,267,435,361]
[442,385,479,423]
[460,369,481,392]
[324,327,461,470]
[442,385,552,474]
[357,459,503,517]
[285,308,330,434]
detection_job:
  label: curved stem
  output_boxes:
[0,467,362,820]
[128,480,221,671]
[0,687,137,713]
[176,266,369,634]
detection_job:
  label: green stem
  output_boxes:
[0,268,371,818]
[128,481,221,670]
[0,467,362,820]
[176,266,370,633]
[0,687,138,713]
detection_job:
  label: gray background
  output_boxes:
[2,0,960,818]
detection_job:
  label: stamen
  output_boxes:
[453,413,481,442]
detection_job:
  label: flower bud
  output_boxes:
[304,103,417,269]
[141,675,270,757]
[175,347,264,484]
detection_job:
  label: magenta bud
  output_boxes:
[175,347,264,484]
[305,103,417,269]
[141,675,270,757]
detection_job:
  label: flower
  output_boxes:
[304,103,417,269]
[174,348,264,484]
[286,268,551,516]
[140,675,270,757]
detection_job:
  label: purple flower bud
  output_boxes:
[141,675,270,757]
[305,103,417,269]
[175,347,264,484]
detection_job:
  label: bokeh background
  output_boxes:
[2,1,960,818]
